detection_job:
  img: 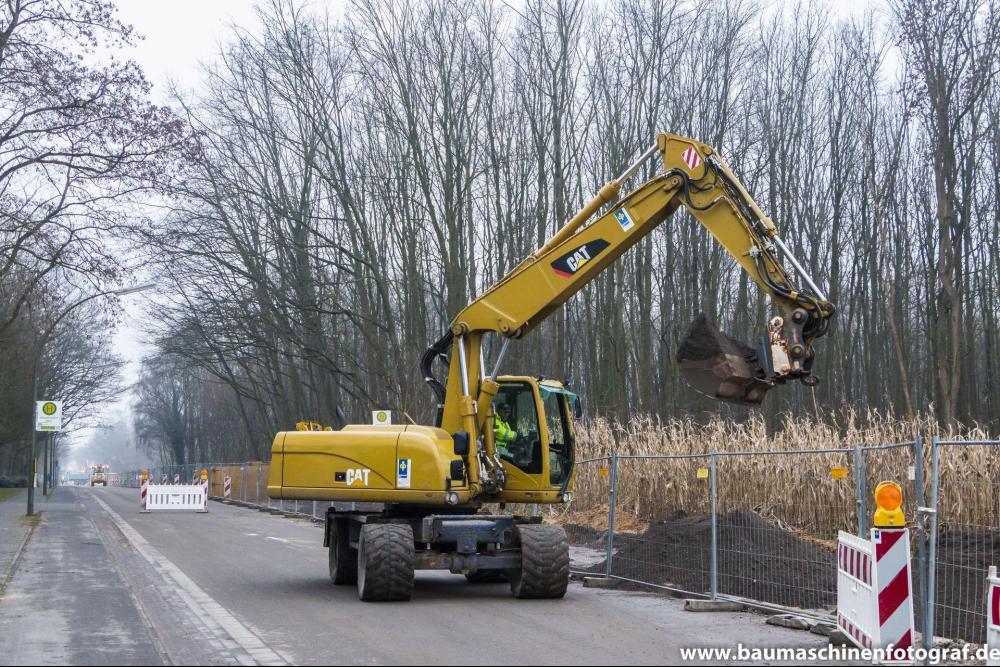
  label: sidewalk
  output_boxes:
[0,489,34,593]
[0,486,166,665]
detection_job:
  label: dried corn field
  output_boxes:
[561,412,998,537]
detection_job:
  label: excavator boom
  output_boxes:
[438,132,834,415]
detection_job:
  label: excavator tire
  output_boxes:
[508,524,569,599]
[357,523,414,602]
[328,519,357,585]
[464,570,508,584]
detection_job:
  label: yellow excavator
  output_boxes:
[268,132,835,601]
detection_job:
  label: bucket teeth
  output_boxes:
[675,313,773,407]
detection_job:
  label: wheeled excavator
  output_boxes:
[267,132,835,601]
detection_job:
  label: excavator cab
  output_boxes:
[492,377,575,503]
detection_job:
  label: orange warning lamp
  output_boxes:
[873,481,905,527]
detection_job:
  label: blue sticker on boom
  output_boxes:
[615,208,634,232]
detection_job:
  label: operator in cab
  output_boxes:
[493,402,518,458]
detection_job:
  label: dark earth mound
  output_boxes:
[569,511,1000,643]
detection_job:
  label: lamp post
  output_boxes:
[27,282,156,515]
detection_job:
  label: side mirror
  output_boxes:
[573,398,583,420]
[453,431,470,456]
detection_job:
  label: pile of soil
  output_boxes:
[569,509,838,611]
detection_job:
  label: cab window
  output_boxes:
[540,388,573,486]
[493,382,543,474]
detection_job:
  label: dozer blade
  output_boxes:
[675,313,773,407]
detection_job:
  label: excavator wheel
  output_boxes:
[357,523,414,602]
[508,524,569,599]
[328,519,357,585]
[464,570,508,584]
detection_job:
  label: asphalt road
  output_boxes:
[0,486,833,665]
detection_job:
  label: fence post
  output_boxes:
[710,452,718,600]
[925,436,940,652]
[854,444,867,536]
[241,463,247,503]
[605,452,619,578]
[913,435,928,651]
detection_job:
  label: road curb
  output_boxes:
[91,494,291,666]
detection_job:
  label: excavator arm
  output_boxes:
[422,132,835,493]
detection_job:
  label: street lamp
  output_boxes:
[26,282,157,515]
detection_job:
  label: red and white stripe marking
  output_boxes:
[873,528,914,662]
[140,475,148,511]
[837,528,915,663]
[173,473,180,485]
[839,541,872,586]
[224,475,232,499]
[837,530,878,653]
[682,146,702,170]
[988,566,999,667]
[837,611,873,649]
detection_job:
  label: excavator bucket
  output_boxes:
[675,313,774,407]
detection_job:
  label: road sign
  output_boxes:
[372,410,392,426]
[35,400,62,432]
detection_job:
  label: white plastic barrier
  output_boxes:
[144,484,208,512]
[837,528,915,663]
[988,566,999,667]
[838,530,877,649]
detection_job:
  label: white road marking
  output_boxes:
[91,495,291,666]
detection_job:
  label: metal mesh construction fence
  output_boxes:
[928,439,1000,645]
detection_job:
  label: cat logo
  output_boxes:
[345,468,371,486]
[551,239,610,278]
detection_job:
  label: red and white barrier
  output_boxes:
[144,484,208,512]
[837,528,915,663]
[837,531,876,649]
[173,473,180,485]
[140,474,148,511]
[200,470,208,511]
[873,527,914,661]
[224,474,232,499]
[988,566,999,667]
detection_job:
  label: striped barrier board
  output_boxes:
[837,528,914,664]
[989,566,999,667]
[224,475,232,499]
[872,527,914,663]
[144,484,208,512]
[837,531,877,650]
[173,473,180,484]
